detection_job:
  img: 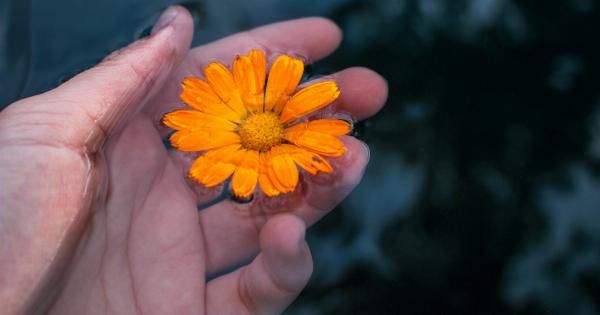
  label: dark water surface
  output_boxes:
[2,0,600,314]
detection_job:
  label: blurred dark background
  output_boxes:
[2,0,600,314]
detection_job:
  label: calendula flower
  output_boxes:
[163,50,350,198]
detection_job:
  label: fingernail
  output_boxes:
[151,6,179,35]
[361,141,371,163]
[295,226,307,256]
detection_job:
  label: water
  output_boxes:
[2,0,600,314]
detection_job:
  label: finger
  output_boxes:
[327,67,389,121]
[206,214,312,315]
[8,6,193,152]
[293,136,369,222]
[192,16,342,65]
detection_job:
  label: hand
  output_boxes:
[0,6,387,315]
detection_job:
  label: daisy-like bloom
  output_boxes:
[163,50,351,198]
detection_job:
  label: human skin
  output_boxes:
[0,6,387,315]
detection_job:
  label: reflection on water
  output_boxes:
[507,166,600,315]
[0,0,31,106]
[2,0,600,314]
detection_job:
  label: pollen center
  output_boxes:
[238,111,285,152]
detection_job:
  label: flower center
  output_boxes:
[238,111,285,152]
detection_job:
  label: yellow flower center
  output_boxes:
[238,111,285,152]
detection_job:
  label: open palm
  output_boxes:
[0,7,387,315]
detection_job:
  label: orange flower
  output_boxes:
[163,50,350,198]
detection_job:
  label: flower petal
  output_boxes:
[284,129,346,157]
[169,129,240,152]
[163,110,237,131]
[249,50,267,88]
[266,146,299,193]
[181,77,222,105]
[279,81,340,124]
[264,55,304,112]
[180,77,241,122]
[280,144,333,175]
[231,150,259,197]
[190,144,241,187]
[204,63,247,116]
[233,51,266,112]
[258,152,281,196]
[284,119,351,136]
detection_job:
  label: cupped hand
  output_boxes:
[0,6,387,315]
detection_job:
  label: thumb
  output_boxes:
[5,5,193,152]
